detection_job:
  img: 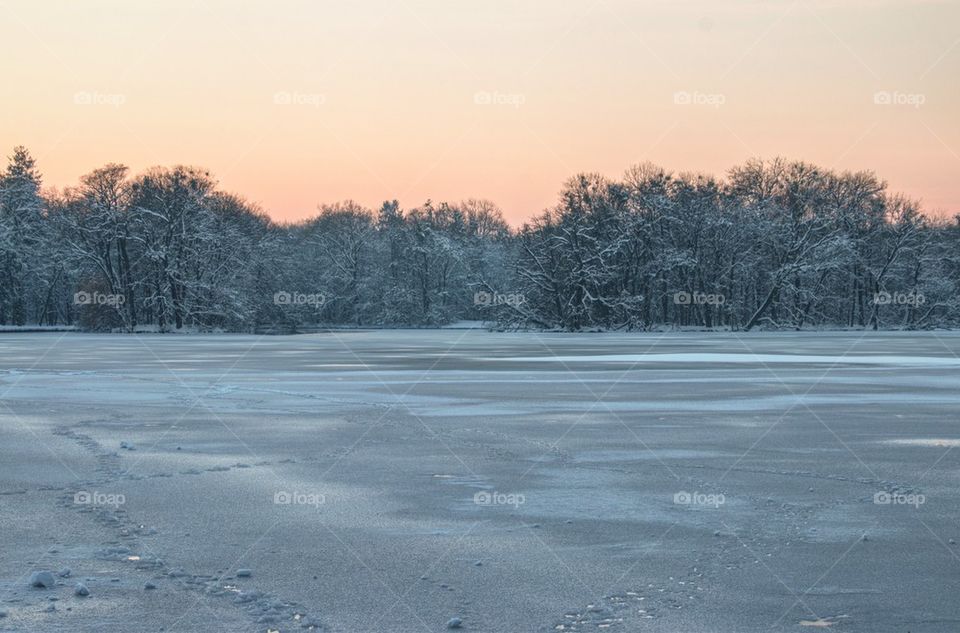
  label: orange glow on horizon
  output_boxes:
[2,0,958,225]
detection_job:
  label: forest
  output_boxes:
[1,146,957,332]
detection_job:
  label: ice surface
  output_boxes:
[497,352,960,366]
[1,330,958,632]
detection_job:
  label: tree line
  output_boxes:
[1,146,957,332]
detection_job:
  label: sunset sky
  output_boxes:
[1,0,958,224]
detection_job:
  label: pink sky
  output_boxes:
[2,0,958,224]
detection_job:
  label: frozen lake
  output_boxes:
[1,331,959,632]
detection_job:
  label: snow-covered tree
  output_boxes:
[4,146,958,332]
